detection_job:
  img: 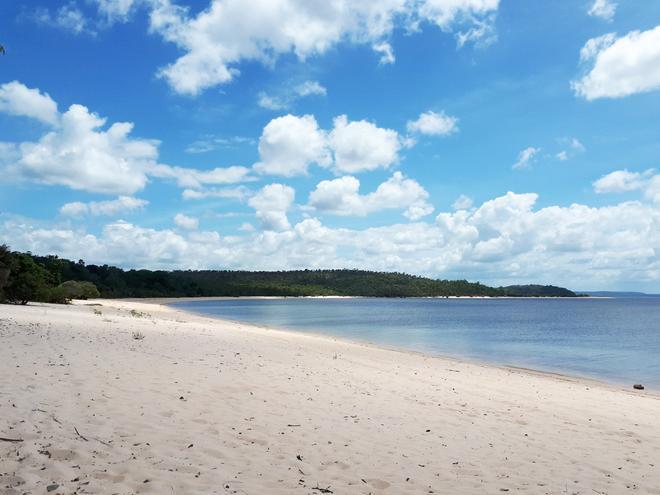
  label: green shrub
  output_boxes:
[47,286,70,304]
[58,280,100,300]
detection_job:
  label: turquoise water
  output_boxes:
[171,298,660,388]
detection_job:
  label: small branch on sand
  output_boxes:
[287,424,301,427]
[94,437,112,447]
[74,427,88,442]
[312,485,333,493]
[0,437,24,443]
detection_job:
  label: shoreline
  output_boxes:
[123,294,611,304]
[2,299,659,494]
[159,297,644,393]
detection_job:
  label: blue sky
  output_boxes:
[1,0,660,290]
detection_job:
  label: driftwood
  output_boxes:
[312,485,333,493]
[0,437,23,442]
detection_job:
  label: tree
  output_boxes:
[4,253,52,304]
[0,244,12,301]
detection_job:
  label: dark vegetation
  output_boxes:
[0,246,98,304]
[498,284,577,297]
[0,246,578,303]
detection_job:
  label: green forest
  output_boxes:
[0,246,578,303]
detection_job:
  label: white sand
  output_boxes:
[1,299,659,494]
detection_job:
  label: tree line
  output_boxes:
[0,246,99,304]
[0,246,578,303]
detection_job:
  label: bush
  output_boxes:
[47,286,70,304]
[58,280,100,300]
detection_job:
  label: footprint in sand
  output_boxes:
[367,479,391,489]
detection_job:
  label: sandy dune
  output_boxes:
[1,299,659,494]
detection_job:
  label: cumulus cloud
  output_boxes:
[252,113,405,177]
[147,0,500,95]
[0,81,59,125]
[512,147,540,169]
[253,114,331,176]
[60,196,148,217]
[308,172,433,220]
[174,213,199,230]
[407,110,458,136]
[329,115,402,174]
[572,26,660,100]
[588,0,616,21]
[593,169,658,198]
[0,81,252,195]
[8,103,157,194]
[6,184,660,288]
[248,183,296,231]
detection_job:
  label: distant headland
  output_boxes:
[1,247,579,302]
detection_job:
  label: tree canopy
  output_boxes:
[0,247,578,303]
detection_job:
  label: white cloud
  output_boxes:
[174,213,199,230]
[94,0,140,23]
[257,93,288,111]
[572,26,660,100]
[452,194,473,210]
[0,81,59,125]
[6,185,660,289]
[148,163,253,189]
[329,115,402,174]
[556,137,585,161]
[257,80,327,110]
[593,169,654,194]
[148,0,500,95]
[9,103,157,194]
[253,114,331,176]
[248,183,296,231]
[182,186,250,201]
[1,81,253,195]
[294,80,327,97]
[455,15,497,48]
[308,172,433,220]
[185,135,254,154]
[60,196,148,217]
[588,0,616,21]
[645,176,660,204]
[33,3,91,35]
[570,137,585,152]
[253,113,405,177]
[407,111,458,136]
[512,146,540,169]
[373,42,395,65]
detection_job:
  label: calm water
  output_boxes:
[171,298,660,388]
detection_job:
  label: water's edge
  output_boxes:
[165,298,658,393]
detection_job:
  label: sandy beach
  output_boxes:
[1,299,659,495]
